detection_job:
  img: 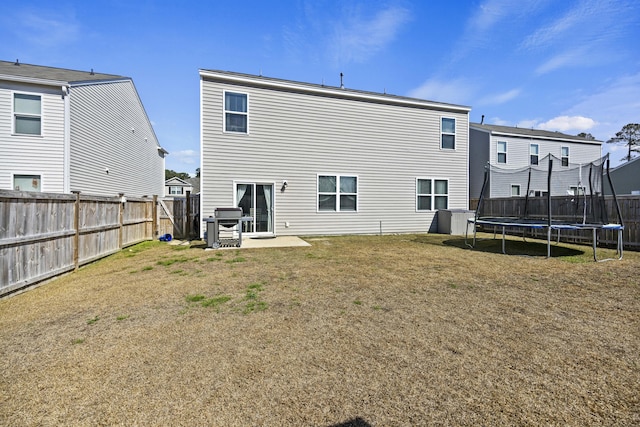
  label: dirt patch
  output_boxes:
[1,234,639,426]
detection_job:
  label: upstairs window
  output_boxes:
[441,118,455,149]
[417,178,448,210]
[530,144,539,165]
[224,91,248,133]
[14,93,42,135]
[561,146,569,167]
[318,175,358,212]
[497,141,507,164]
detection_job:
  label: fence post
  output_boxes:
[152,195,158,240]
[72,191,80,271]
[185,190,191,240]
[118,193,124,249]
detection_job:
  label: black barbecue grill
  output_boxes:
[206,207,246,248]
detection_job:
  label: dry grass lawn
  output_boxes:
[1,234,639,426]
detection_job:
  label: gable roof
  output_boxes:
[165,177,191,186]
[470,122,601,145]
[0,59,127,86]
[200,69,471,114]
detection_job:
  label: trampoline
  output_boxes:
[466,154,624,261]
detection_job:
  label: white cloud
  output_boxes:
[171,149,198,165]
[407,78,474,105]
[537,116,597,131]
[330,5,412,64]
[15,10,80,46]
[478,88,521,105]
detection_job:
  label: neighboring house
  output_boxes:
[164,176,193,197]
[0,60,167,197]
[469,123,602,199]
[200,69,471,237]
[605,156,640,195]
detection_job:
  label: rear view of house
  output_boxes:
[200,69,470,237]
[0,60,166,197]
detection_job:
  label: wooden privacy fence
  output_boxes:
[470,195,640,250]
[0,190,158,297]
[158,192,200,240]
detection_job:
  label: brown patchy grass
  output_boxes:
[1,234,639,426]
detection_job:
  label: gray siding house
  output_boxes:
[469,123,602,199]
[605,156,640,195]
[200,69,470,237]
[0,60,166,197]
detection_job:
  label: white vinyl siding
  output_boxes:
[201,73,470,236]
[69,80,164,197]
[0,84,65,192]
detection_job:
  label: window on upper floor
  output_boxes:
[169,186,183,195]
[441,118,455,150]
[417,178,448,211]
[561,146,569,167]
[497,141,507,164]
[14,93,42,135]
[14,174,41,192]
[224,91,248,133]
[530,144,539,165]
[318,175,358,212]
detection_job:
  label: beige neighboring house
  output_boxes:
[0,59,167,197]
[165,177,193,198]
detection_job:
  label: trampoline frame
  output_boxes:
[466,155,624,261]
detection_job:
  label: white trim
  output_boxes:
[317,174,359,213]
[63,86,70,192]
[511,184,521,197]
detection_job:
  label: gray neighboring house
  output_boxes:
[165,177,193,198]
[200,69,471,237]
[605,156,640,195]
[0,60,167,197]
[469,123,602,199]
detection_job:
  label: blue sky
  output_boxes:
[2,0,639,173]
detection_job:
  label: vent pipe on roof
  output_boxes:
[90,68,95,75]
[481,114,484,125]
[14,59,19,65]
[340,72,345,89]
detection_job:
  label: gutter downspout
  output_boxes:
[63,85,71,193]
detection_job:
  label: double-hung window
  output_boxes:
[169,186,183,195]
[530,144,539,165]
[561,146,569,167]
[224,91,248,133]
[14,93,42,135]
[497,141,507,164]
[441,118,455,149]
[318,175,357,212]
[417,178,448,210]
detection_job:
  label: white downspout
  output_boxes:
[62,85,71,193]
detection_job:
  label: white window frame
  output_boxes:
[561,146,569,167]
[497,141,507,164]
[530,143,539,165]
[169,186,183,195]
[511,184,521,197]
[13,92,42,136]
[13,173,42,192]
[440,117,456,150]
[569,185,585,196]
[317,174,358,212]
[223,90,249,134]
[416,178,449,211]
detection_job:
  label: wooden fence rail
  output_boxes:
[470,195,640,250]
[0,190,158,297]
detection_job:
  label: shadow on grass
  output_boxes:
[412,235,585,258]
[327,418,372,427]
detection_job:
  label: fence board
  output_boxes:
[0,190,159,297]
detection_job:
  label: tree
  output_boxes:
[165,169,191,180]
[606,123,640,162]
[577,132,595,140]
[195,167,201,178]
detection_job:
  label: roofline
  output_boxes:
[469,124,602,145]
[69,77,132,86]
[199,69,471,113]
[0,73,68,87]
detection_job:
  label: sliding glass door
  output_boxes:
[235,182,274,235]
